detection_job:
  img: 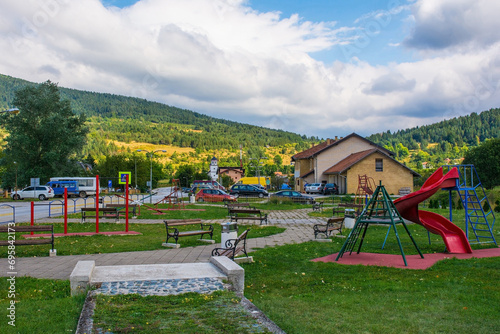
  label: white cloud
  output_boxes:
[0,0,499,139]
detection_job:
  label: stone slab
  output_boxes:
[210,256,245,293]
[90,263,226,284]
[70,261,95,296]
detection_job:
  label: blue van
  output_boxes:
[46,181,79,197]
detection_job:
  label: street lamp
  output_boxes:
[137,149,167,203]
[249,157,267,187]
[13,161,18,193]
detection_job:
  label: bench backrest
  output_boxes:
[0,225,53,233]
[236,229,249,241]
[164,219,202,227]
[81,207,117,212]
[230,209,260,214]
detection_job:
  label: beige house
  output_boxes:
[218,167,245,183]
[291,133,419,195]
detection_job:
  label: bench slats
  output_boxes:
[212,229,250,260]
[229,208,268,225]
[164,220,213,244]
[0,225,54,252]
[314,218,344,239]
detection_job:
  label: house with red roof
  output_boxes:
[291,133,419,195]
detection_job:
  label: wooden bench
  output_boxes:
[0,225,55,254]
[229,208,268,225]
[105,203,140,217]
[164,219,214,244]
[81,207,119,222]
[225,202,253,215]
[312,201,324,212]
[313,217,344,239]
[211,229,250,260]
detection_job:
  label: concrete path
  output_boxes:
[1,209,327,280]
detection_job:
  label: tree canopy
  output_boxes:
[463,138,500,189]
[0,81,88,188]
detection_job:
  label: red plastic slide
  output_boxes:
[394,167,472,253]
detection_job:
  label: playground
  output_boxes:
[0,166,499,333]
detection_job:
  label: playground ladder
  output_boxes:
[336,182,423,266]
[355,174,375,205]
[443,165,496,246]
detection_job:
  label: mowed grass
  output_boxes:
[1,223,285,258]
[92,291,271,334]
[242,219,500,334]
[0,277,85,334]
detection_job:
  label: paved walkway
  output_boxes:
[1,209,327,280]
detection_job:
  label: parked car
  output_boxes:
[11,185,55,200]
[189,184,214,194]
[270,190,314,204]
[323,183,339,195]
[305,183,324,194]
[229,184,269,198]
[195,189,236,203]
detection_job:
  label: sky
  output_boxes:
[1,0,499,139]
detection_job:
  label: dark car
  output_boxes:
[229,184,269,198]
[323,183,339,195]
[270,190,314,204]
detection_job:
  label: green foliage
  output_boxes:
[0,81,88,188]
[463,138,500,189]
[369,108,500,168]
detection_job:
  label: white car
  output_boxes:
[11,185,55,201]
[305,183,324,194]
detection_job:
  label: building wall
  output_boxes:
[219,169,244,183]
[345,152,414,195]
[317,136,376,182]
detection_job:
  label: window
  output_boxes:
[375,159,383,172]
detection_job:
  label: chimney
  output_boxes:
[326,138,332,145]
[335,136,338,140]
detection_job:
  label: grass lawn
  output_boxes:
[2,223,285,258]
[242,219,500,334]
[92,291,271,334]
[0,277,85,334]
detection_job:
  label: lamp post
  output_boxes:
[249,157,267,187]
[13,161,18,194]
[137,149,166,203]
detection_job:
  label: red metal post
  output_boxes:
[30,201,34,235]
[64,187,68,234]
[96,175,99,233]
[125,174,129,232]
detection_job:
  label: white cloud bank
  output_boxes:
[0,0,499,138]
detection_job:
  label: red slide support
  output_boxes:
[394,167,472,253]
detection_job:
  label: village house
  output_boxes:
[218,166,245,183]
[291,133,419,195]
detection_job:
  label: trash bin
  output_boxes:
[221,222,238,247]
[190,195,195,204]
[344,209,356,229]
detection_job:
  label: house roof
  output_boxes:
[300,170,314,178]
[291,133,394,161]
[324,148,420,176]
[218,166,245,174]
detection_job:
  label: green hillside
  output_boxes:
[0,74,314,157]
[1,73,499,171]
[368,108,500,168]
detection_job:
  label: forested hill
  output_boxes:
[0,74,313,151]
[368,108,499,148]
